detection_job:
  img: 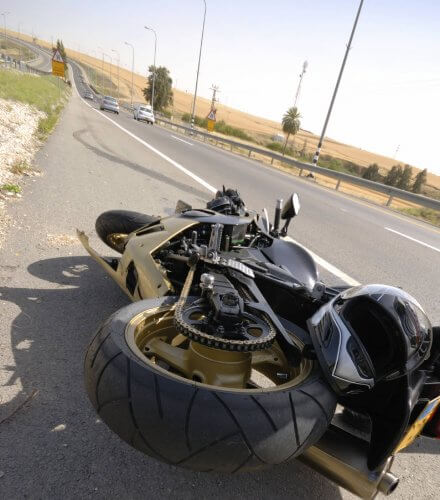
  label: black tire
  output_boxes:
[84,297,336,472]
[95,210,158,253]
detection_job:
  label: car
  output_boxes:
[100,96,119,114]
[133,104,155,124]
[84,92,94,101]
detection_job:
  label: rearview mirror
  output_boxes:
[281,193,301,219]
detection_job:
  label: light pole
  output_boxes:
[106,53,113,94]
[91,49,98,88]
[125,41,135,107]
[190,0,207,129]
[1,11,9,46]
[111,49,120,100]
[98,46,105,93]
[312,0,364,167]
[144,26,157,110]
[98,48,113,94]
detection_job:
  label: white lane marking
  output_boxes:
[340,208,348,212]
[171,135,193,146]
[385,227,440,253]
[71,65,360,286]
[285,236,360,286]
[71,70,216,194]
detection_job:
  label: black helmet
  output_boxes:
[307,284,432,395]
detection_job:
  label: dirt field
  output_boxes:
[9,30,440,191]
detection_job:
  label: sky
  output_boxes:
[5,0,440,174]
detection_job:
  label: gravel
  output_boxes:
[0,97,44,247]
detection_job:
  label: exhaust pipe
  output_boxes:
[297,426,399,498]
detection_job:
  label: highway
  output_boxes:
[70,61,440,323]
[5,34,53,72]
[0,42,438,499]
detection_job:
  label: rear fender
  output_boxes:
[77,216,198,301]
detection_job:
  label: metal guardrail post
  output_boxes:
[299,168,303,176]
[248,150,251,158]
[386,195,394,207]
[336,179,342,191]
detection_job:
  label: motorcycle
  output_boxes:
[77,187,440,498]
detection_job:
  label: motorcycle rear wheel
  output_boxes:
[95,210,158,253]
[85,297,336,472]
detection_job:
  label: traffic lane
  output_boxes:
[70,63,439,320]
[72,104,352,287]
[106,110,440,321]
[113,104,439,248]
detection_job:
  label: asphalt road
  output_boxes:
[6,35,53,72]
[0,50,438,499]
[71,60,440,324]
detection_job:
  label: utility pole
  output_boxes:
[293,60,308,109]
[190,0,207,129]
[209,84,220,110]
[312,0,364,167]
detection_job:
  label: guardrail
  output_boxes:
[155,117,440,211]
[0,52,49,75]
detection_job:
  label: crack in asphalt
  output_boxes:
[72,128,210,202]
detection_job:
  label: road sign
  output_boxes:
[207,119,215,132]
[207,109,216,121]
[52,50,65,77]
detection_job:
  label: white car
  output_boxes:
[134,104,155,124]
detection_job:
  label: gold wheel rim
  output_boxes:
[125,303,312,391]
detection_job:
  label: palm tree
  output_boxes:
[282,107,301,155]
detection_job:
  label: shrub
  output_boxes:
[214,120,253,141]
[1,183,21,193]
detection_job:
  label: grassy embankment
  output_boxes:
[0,69,70,194]
[0,69,70,139]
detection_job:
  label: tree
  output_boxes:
[142,66,173,111]
[362,163,382,182]
[281,107,301,155]
[396,164,413,191]
[412,168,428,193]
[384,165,403,186]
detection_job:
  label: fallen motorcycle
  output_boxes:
[78,188,439,498]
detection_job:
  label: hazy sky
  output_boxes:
[7,1,440,174]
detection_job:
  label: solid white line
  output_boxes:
[285,236,360,286]
[385,227,440,253]
[71,65,360,286]
[171,135,193,146]
[70,70,216,194]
